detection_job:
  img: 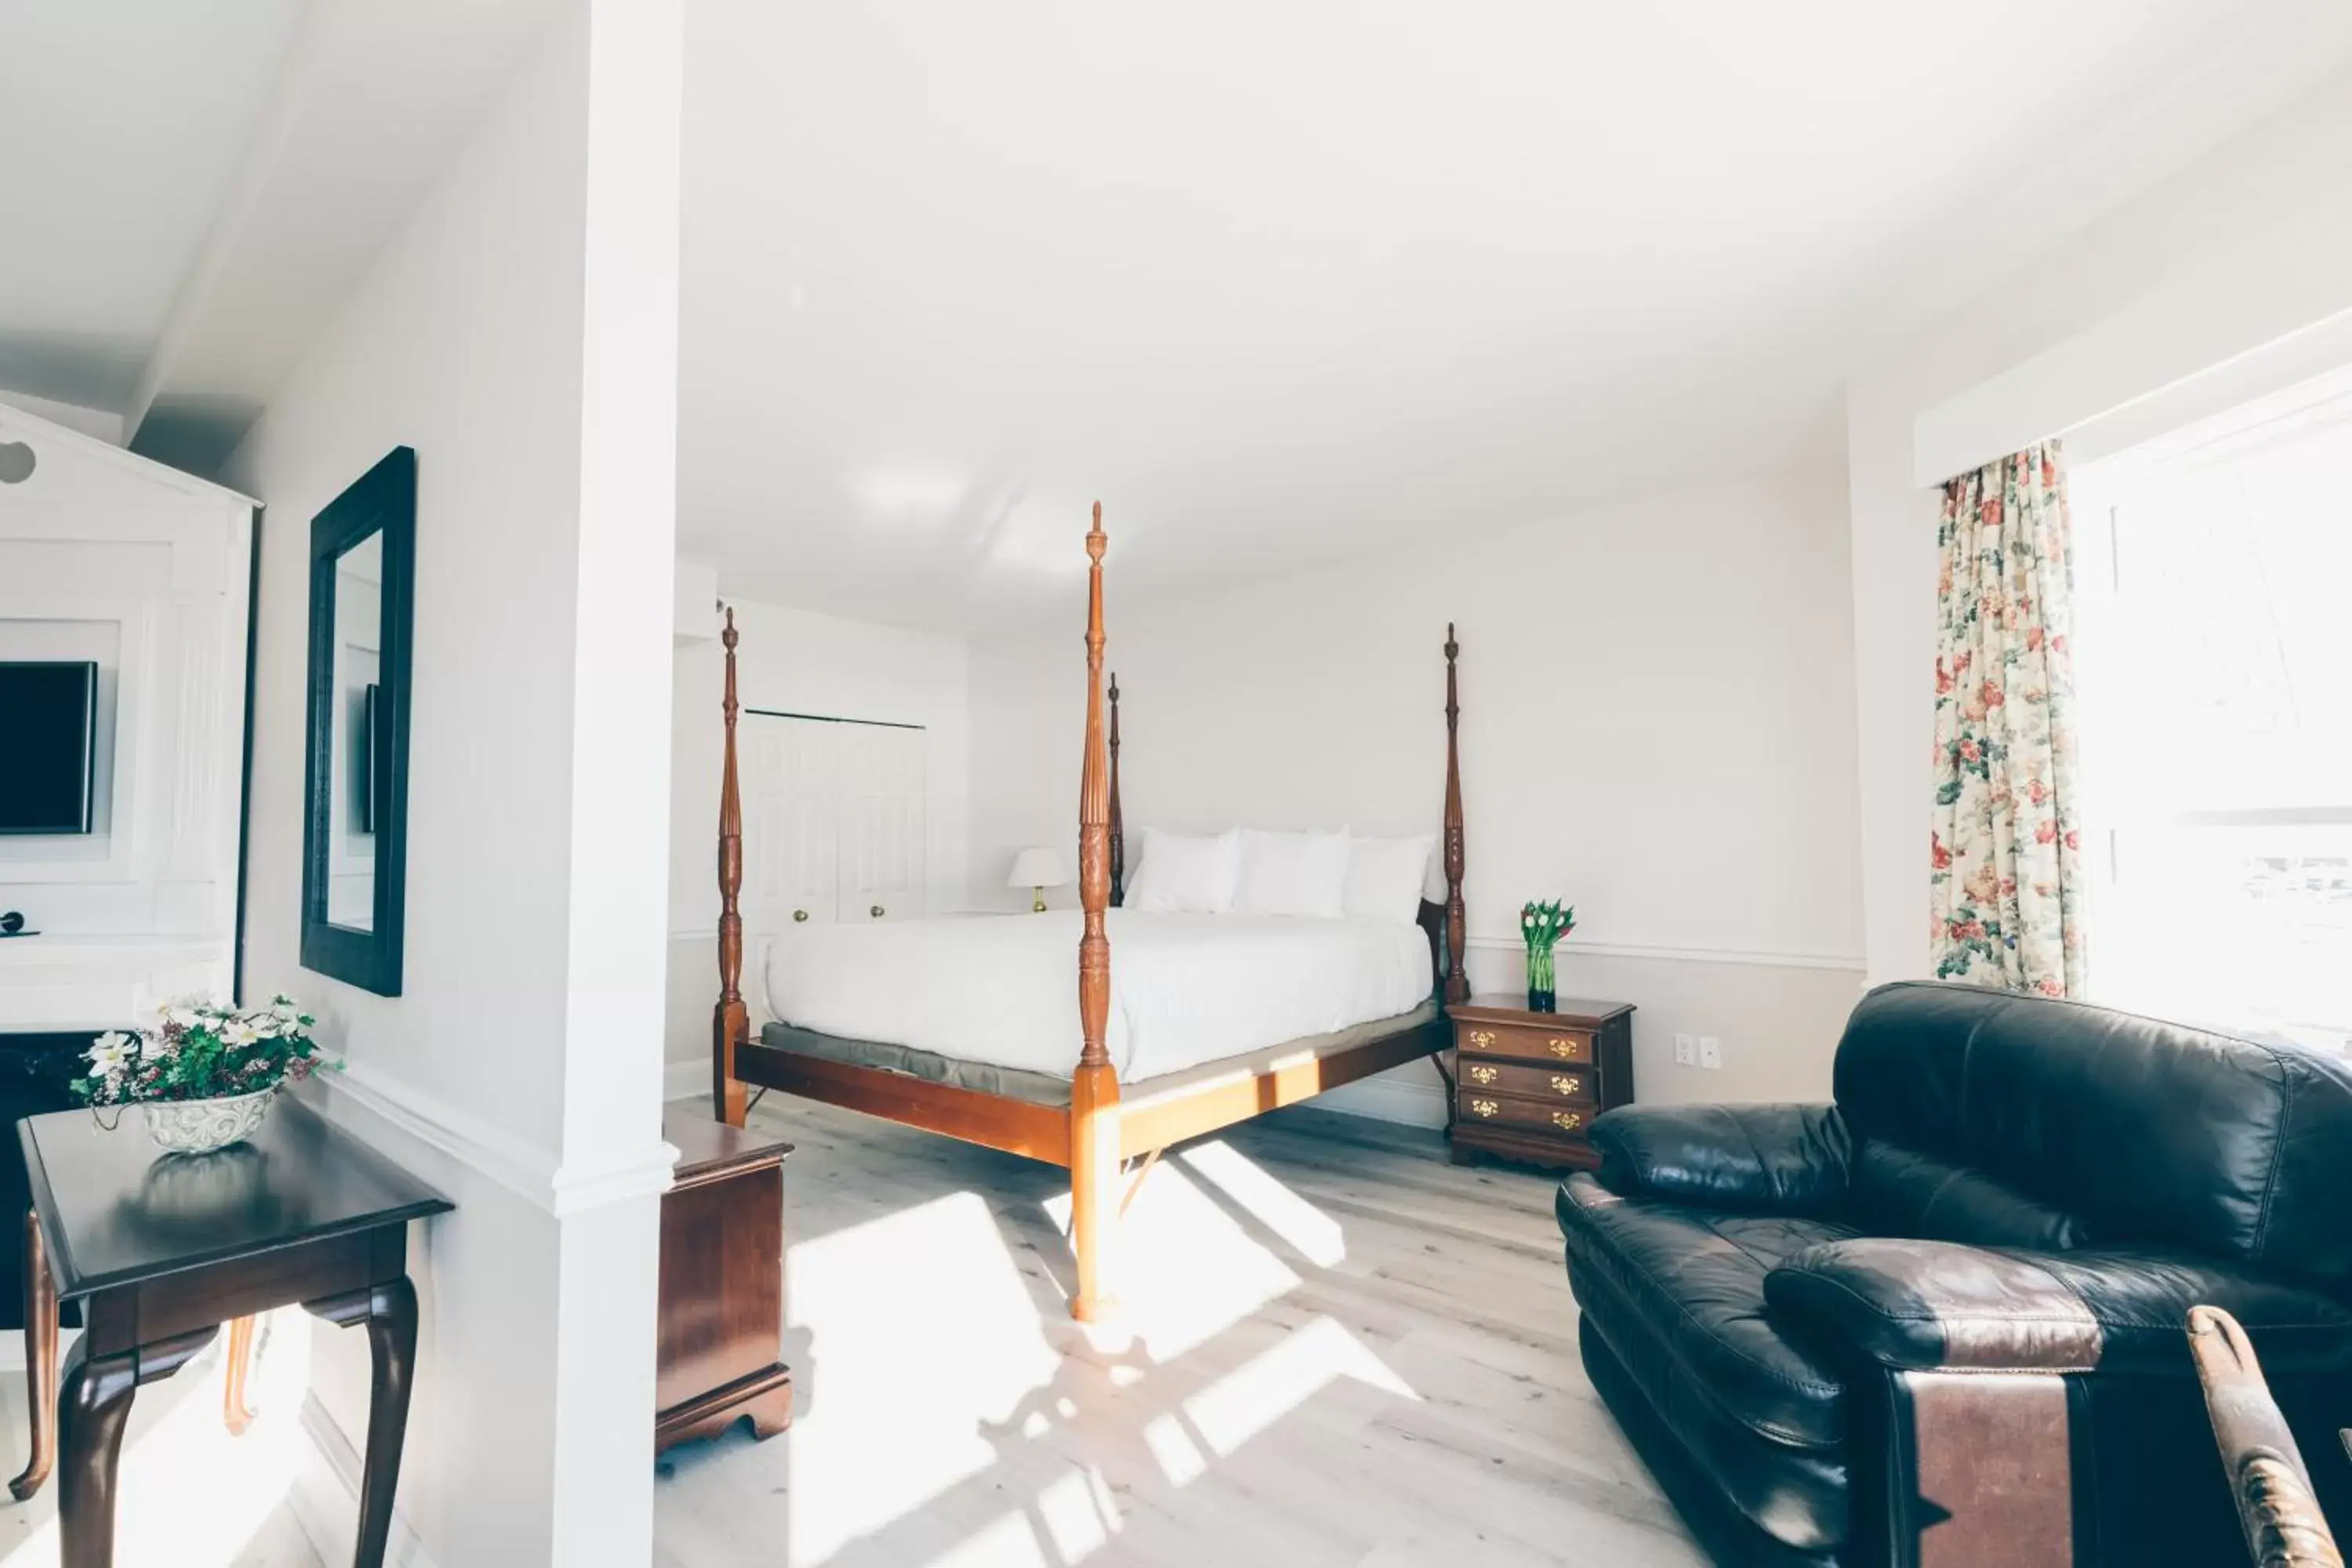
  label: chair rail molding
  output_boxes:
[310,1060,676,1219]
[1465,934,1866,972]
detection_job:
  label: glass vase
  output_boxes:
[1526,945,1556,1013]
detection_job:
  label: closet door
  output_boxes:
[835,723,925,924]
[739,715,839,1018]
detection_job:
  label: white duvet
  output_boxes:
[762,910,1433,1085]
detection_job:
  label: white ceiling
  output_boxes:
[680,0,2352,630]
[0,0,305,409]
[8,2,2352,632]
[0,0,561,472]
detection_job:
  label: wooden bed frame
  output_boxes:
[710,503,1468,1321]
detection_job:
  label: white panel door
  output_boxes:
[834,723,926,924]
[738,715,839,1018]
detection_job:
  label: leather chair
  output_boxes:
[1558,981,2352,1567]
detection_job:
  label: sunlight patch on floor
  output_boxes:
[1179,1314,1417,1460]
[1033,1462,1120,1561]
[0,1310,318,1568]
[1043,1159,1302,1363]
[920,1509,1053,1568]
[786,1190,1060,1567]
[1178,1141,1345,1269]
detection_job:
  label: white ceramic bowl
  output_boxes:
[139,1088,276,1156]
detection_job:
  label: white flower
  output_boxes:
[87,1036,132,1076]
[222,1020,261,1048]
[136,1030,173,1062]
[271,998,299,1021]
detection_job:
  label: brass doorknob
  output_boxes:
[793,909,808,923]
[870,905,884,918]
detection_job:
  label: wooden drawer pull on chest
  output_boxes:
[1551,1074,1582,1098]
[1552,1110,1583,1131]
[1467,1063,1500,1086]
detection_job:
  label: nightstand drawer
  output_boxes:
[1455,1091,1594,1138]
[1456,1058,1595,1104]
[1455,1021,1594,1065]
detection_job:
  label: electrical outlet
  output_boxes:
[1673,1033,1697,1066]
[1699,1036,1722,1071]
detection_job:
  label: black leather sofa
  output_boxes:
[1559,981,2352,1567]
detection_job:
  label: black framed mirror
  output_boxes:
[300,447,415,996]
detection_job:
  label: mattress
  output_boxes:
[760,909,1435,1086]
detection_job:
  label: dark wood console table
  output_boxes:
[9,1099,451,1567]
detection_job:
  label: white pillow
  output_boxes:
[1342,833,1437,924]
[1127,828,1241,913]
[1234,828,1352,918]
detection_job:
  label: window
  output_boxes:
[2071,368,2352,1054]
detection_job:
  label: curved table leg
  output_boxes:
[56,1340,136,1568]
[222,1316,259,1436]
[10,1207,56,1501]
[306,1277,416,1568]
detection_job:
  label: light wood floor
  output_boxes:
[654,1099,1705,1568]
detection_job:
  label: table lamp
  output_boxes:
[1007,847,1070,913]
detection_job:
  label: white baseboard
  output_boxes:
[1312,1073,1450,1129]
[287,1390,438,1568]
[663,1057,707,1102]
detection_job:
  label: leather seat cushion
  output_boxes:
[1581,1319,1842,1565]
[1558,1173,1853,1451]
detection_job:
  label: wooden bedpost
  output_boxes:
[1070,503,1122,1323]
[1107,673,1123,907]
[713,606,750,1127]
[1442,623,1468,1004]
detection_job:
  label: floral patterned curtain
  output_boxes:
[1929,441,2085,997]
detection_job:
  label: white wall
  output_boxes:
[1845,66,2352,986]
[967,461,1867,1112]
[220,2,680,1563]
[665,595,970,1084]
[0,407,252,1029]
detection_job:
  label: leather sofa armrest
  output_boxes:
[1588,1102,1849,1215]
[1765,1237,2352,1377]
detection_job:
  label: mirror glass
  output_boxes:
[327,530,383,931]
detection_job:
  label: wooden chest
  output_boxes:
[656,1108,796,1451]
[1446,995,1635,1170]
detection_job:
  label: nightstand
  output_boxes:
[656,1108,794,1451]
[1446,994,1635,1169]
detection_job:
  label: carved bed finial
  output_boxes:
[1108,672,1123,907]
[713,604,749,1123]
[1071,503,1121,1322]
[1441,622,1467,1004]
[1078,504,1111,1070]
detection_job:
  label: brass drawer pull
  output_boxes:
[1468,1098,1500,1119]
[1467,1029,1497,1049]
[1552,1111,1584,1131]
[1467,1064,1498,1085]
[1551,1074,1582,1097]
[1548,1038,1582,1058]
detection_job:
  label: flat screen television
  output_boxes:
[0,661,98,835]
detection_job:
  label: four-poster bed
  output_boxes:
[709,504,1468,1321]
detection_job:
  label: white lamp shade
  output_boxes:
[1007,847,1070,889]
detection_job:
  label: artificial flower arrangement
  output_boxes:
[1520,900,1577,1014]
[76,994,333,1153]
